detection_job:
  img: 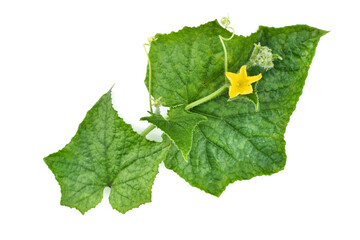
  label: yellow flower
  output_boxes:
[226,65,262,98]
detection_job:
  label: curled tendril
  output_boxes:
[152,97,162,115]
[152,97,162,108]
[220,17,231,28]
[147,36,158,44]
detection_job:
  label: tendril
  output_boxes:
[219,16,235,83]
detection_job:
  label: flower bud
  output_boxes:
[248,43,282,70]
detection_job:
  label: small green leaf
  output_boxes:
[141,107,207,160]
[44,90,169,214]
[146,20,327,196]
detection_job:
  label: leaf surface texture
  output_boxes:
[45,90,169,213]
[145,21,327,196]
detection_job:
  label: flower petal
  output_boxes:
[226,72,239,85]
[239,84,253,95]
[247,73,262,84]
[229,85,241,98]
[239,65,247,79]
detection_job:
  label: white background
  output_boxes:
[1,0,359,239]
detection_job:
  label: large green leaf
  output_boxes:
[141,107,207,160]
[44,90,169,214]
[146,20,327,196]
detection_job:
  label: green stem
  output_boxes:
[140,124,156,137]
[185,84,229,110]
[143,43,153,114]
[219,27,235,83]
[141,84,228,137]
[219,36,228,74]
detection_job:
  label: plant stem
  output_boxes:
[141,84,229,137]
[143,43,153,114]
[185,84,229,110]
[219,36,229,74]
[140,124,156,137]
[219,27,234,84]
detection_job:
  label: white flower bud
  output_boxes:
[249,43,282,70]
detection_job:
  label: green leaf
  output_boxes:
[145,20,258,107]
[141,107,207,160]
[146,20,327,196]
[44,90,169,214]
